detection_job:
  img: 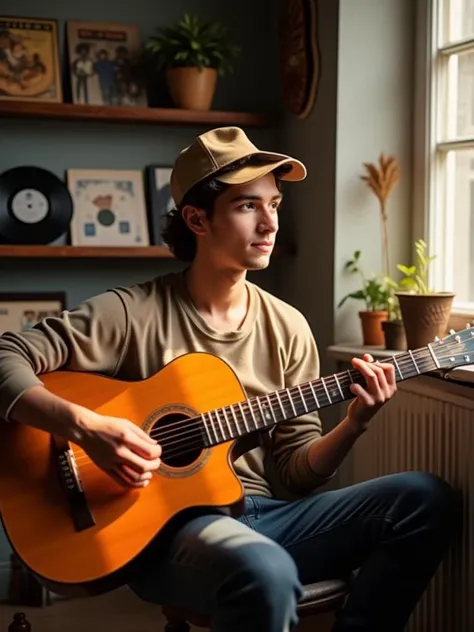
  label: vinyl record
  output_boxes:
[0,166,73,245]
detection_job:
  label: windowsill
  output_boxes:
[326,342,474,389]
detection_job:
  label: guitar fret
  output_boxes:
[297,385,308,413]
[309,381,320,407]
[213,410,225,439]
[286,388,297,416]
[201,413,212,444]
[392,356,403,380]
[221,407,235,437]
[409,350,420,375]
[334,374,344,399]
[427,343,440,368]
[206,412,219,443]
[238,402,251,432]
[256,398,269,426]
[347,370,353,383]
[275,391,286,418]
[266,395,278,423]
[321,377,332,404]
[247,400,258,429]
[230,405,243,434]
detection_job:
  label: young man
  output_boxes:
[0,127,460,632]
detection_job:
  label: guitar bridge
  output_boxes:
[52,436,95,532]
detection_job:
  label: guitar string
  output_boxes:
[73,343,457,457]
[71,349,438,465]
[71,344,469,468]
[71,343,468,467]
[71,351,461,471]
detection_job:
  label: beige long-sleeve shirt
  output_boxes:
[0,271,329,499]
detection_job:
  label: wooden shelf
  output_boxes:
[0,100,269,127]
[0,244,294,259]
[0,245,174,259]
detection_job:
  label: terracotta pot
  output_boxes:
[358,310,388,346]
[382,319,407,351]
[165,67,217,110]
[396,292,455,349]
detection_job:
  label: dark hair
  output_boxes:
[162,155,292,261]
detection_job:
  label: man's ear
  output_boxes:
[181,205,207,235]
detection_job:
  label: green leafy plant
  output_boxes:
[396,239,437,294]
[383,275,402,321]
[145,14,240,76]
[338,250,390,311]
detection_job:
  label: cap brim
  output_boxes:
[215,153,307,186]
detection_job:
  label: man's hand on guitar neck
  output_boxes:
[306,354,397,479]
[346,353,397,431]
[9,385,162,489]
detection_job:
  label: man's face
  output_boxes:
[199,172,282,272]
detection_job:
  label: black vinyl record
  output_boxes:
[0,166,73,245]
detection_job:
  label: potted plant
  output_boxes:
[381,276,406,350]
[360,152,407,350]
[395,239,455,348]
[338,250,389,346]
[145,13,240,111]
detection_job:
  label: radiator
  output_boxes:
[350,375,474,632]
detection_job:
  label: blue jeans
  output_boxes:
[128,471,461,632]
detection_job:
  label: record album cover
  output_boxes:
[0,16,62,102]
[146,165,174,245]
[67,169,150,247]
[66,20,147,107]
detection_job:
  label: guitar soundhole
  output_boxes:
[152,412,203,468]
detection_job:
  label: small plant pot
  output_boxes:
[166,67,217,110]
[382,319,407,351]
[396,292,455,349]
[358,310,388,346]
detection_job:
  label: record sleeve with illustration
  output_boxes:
[0,16,62,102]
[66,20,147,107]
[67,169,149,247]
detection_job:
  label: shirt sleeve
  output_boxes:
[270,311,335,496]
[0,289,129,421]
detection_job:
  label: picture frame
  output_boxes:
[66,19,148,107]
[0,292,66,335]
[145,165,174,246]
[0,15,63,103]
[67,168,150,247]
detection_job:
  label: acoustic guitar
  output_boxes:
[0,326,473,597]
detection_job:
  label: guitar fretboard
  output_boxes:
[197,345,439,447]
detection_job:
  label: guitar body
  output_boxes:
[0,353,249,597]
[2,324,472,597]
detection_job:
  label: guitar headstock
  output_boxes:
[432,323,474,370]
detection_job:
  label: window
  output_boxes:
[425,0,474,311]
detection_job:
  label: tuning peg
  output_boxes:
[434,336,441,342]
[467,323,472,329]
[449,329,456,335]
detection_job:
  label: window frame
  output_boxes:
[414,0,474,316]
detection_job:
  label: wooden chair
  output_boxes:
[162,577,351,631]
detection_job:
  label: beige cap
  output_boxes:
[170,126,307,205]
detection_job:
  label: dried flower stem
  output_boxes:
[360,153,400,277]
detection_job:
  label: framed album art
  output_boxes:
[145,165,174,246]
[66,20,148,107]
[0,16,62,103]
[0,292,66,335]
[67,168,150,247]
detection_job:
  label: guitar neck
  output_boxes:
[199,345,439,447]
